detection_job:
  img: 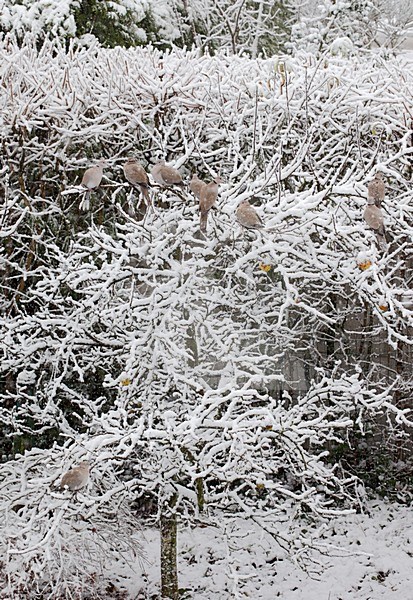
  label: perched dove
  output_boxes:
[189,173,206,199]
[368,172,385,208]
[364,197,387,251]
[59,461,90,492]
[123,158,150,204]
[236,199,264,229]
[151,159,183,187]
[80,159,106,211]
[199,177,221,233]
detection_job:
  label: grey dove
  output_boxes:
[189,173,206,199]
[151,160,183,187]
[364,197,387,251]
[59,460,90,491]
[80,159,106,211]
[199,177,221,233]
[123,158,150,204]
[368,172,385,207]
[236,199,264,229]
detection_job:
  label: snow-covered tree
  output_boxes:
[0,0,157,47]
[0,37,412,597]
[0,0,294,54]
[290,0,413,53]
[290,0,378,53]
[183,0,293,56]
[373,0,413,48]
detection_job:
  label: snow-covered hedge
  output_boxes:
[0,38,412,597]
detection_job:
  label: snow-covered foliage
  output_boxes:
[184,0,293,56]
[0,0,77,38]
[0,37,412,596]
[0,449,142,598]
[290,0,378,52]
[0,0,411,54]
[0,0,155,47]
[0,0,292,53]
[372,0,413,48]
[289,0,413,53]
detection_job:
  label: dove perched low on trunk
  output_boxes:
[80,160,106,211]
[236,199,264,229]
[123,158,150,204]
[151,159,183,187]
[364,197,387,251]
[199,177,221,233]
[368,172,385,208]
[59,461,90,492]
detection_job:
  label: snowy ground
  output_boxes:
[121,502,413,599]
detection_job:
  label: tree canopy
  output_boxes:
[0,35,412,597]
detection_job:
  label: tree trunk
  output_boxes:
[160,509,178,600]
